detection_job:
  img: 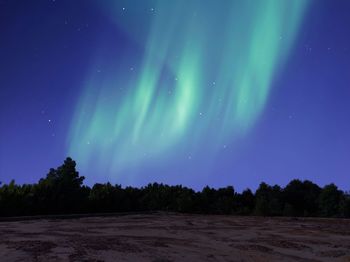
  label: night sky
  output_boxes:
[1,0,349,191]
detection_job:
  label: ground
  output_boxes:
[0,213,349,261]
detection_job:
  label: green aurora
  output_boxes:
[67,0,309,181]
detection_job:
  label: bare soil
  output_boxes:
[0,213,349,261]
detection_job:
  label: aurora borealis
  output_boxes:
[1,0,350,190]
[68,1,308,181]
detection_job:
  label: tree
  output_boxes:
[35,157,87,214]
[216,186,235,214]
[0,157,349,218]
[236,189,255,215]
[340,193,350,218]
[254,183,272,216]
[318,184,343,217]
[199,186,218,213]
[283,180,321,216]
[176,187,196,213]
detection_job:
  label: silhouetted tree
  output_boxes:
[199,186,218,213]
[0,158,349,218]
[318,184,343,217]
[176,187,196,213]
[236,189,255,215]
[283,180,321,216]
[340,193,350,217]
[216,186,236,214]
[254,183,282,216]
[89,183,125,212]
[34,157,88,214]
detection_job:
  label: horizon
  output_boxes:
[1,0,349,192]
[1,156,349,194]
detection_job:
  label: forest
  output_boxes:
[0,157,349,218]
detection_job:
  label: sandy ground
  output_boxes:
[0,213,349,262]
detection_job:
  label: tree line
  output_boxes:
[0,157,349,218]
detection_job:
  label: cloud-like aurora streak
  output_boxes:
[67,0,309,182]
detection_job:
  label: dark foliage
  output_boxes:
[0,158,349,218]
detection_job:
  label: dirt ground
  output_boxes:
[0,213,349,262]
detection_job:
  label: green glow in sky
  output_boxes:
[67,0,309,181]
